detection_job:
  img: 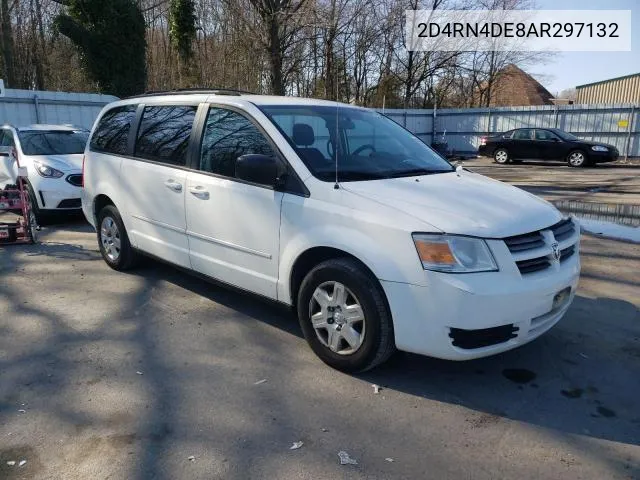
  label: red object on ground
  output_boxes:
[0,154,38,244]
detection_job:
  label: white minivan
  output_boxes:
[82,91,580,372]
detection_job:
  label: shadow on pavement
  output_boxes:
[0,231,638,479]
[134,259,640,445]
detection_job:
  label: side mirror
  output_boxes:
[235,154,281,187]
[0,146,12,157]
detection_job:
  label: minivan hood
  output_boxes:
[26,154,83,172]
[342,170,562,238]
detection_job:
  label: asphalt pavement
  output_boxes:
[0,161,639,479]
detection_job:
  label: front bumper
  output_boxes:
[382,239,580,360]
[33,172,82,210]
[589,150,619,163]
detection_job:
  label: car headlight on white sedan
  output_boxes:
[591,145,608,152]
[34,160,64,178]
[412,234,498,273]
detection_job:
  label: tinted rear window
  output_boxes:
[513,129,533,140]
[90,105,137,155]
[19,130,88,155]
[134,105,197,166]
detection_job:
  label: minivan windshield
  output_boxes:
[18,130,89,156]
[259,105,453,182]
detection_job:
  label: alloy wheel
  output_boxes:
[495,150,508,163]
[309,281,366,355]
[569,151,585,167]
[100,216,121,262]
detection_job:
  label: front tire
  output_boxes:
[567,150,587,167]
[297,258,395,372]
[25,183,46,225]
[494,148,510,164]
[97,205,139,271]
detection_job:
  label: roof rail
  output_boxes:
[127,87,256,99]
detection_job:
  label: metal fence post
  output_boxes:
[625,104,636,161]
[486,108,492,135]
[554,104,559,128]
[33,95,41,123]
[432,107,437,144]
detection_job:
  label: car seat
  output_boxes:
[292,123,329,169]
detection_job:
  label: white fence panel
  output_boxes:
[377,103,639,158]
[0,89,118,130]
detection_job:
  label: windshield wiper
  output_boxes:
[387,168,453,178]
[334,171,387,181]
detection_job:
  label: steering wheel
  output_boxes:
[399,157,417,166]
[352,144,376,156]
[326,139,334,159]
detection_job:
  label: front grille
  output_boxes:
[66,174,83,187]
[516,256,551,274]
[56,198,81,208]
[504,217,578,275]
[560,245,575,262]
[504,231,545,253]
[449,324,519,349]
[550,218,575,242]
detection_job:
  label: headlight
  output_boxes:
[591,145,608,152]
[34,160,64,178]
[412,234,498,273]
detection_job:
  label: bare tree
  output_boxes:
[1,0,554,108]
[245,0,308,95]
[0,0,16,86]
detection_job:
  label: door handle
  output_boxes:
[164,180,183,192]
[189,186,209,199]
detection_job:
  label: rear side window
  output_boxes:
[134,105,197,166]
[501,130,514,139]
[513,129,533,140]
[90,105,137,155]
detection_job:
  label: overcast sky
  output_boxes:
[532,0,639,95]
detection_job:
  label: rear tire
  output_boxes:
[494,148,510,164]
[567,150,587,167]
[97,205,139,271]
[297,258,395,372]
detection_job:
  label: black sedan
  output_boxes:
[478,128,619,167]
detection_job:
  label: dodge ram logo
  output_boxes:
[551,242,561,262]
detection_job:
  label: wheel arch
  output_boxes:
[93,194,115,223]
[92,192,136,246]
[288,246,381,308]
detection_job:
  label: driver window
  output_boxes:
[200,107,275,180]
[345,117,404,156]
[272,114,331,159]
[535,130,558,141]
